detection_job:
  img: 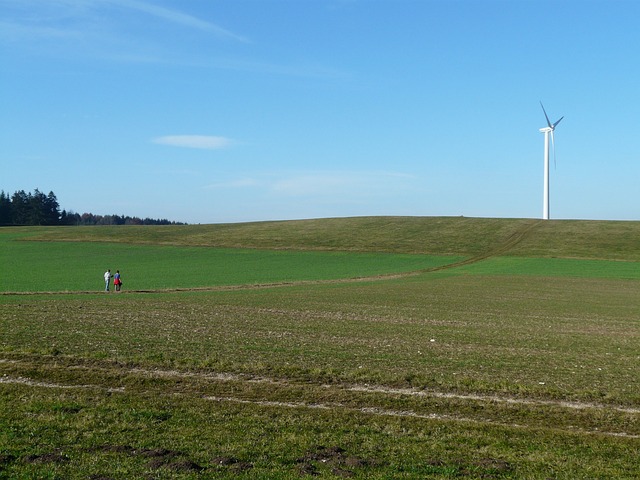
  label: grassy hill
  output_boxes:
[20,216,640,261]
[2,216,640,478]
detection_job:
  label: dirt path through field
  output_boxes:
[418,219,542,272]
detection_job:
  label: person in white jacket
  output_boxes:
[104,269,111,292]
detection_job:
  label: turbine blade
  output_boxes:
[553,116,564,128]
[540,101,552,128]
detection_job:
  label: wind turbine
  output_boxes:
[539,102,563,220]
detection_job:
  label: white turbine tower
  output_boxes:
[539,102,563,220]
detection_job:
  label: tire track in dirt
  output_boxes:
[2,372,638,440]
[1,220,543,296]
[2,356,638,440]
[416,219,543,273]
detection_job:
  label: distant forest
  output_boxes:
[0,189,185,226]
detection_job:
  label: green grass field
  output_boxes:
[0,237,460,293]
[1,217,639,479]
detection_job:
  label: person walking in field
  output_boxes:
[104,269,111,292]
[114,270,122,292]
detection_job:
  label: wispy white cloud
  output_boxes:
[104,0,249,43]
[153,135,234,150]
[0,0,349,79]
[0,0,248,43]
[271,171,416,196]
[206,171,417,196]
[204,178,260,190]
[0,20,80,41]
[272,174,351,196]
[0,0,87,41]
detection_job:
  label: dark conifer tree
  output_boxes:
[0,191,11,225]
[10,190,30,225]
[0,189,185,226]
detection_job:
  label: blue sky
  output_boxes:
[2,0,639,224]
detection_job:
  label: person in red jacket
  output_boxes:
[114,270,122,292]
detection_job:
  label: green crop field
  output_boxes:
[1,217,639,479]
[0,232,460,293]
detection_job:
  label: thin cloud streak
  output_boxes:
[204,178,261,190]
[153,135,234,150]
[0,1,348,79]
[272,171,417,196]
[0,0,248,43]
[0,20,81,41]
[207,171,417,196]
[105,0,249,43]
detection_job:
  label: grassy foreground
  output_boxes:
[1,217,640,478]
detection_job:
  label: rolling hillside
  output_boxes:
[19,216,640,261]
[2,217,640,477]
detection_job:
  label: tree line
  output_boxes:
[0,189,185,226]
